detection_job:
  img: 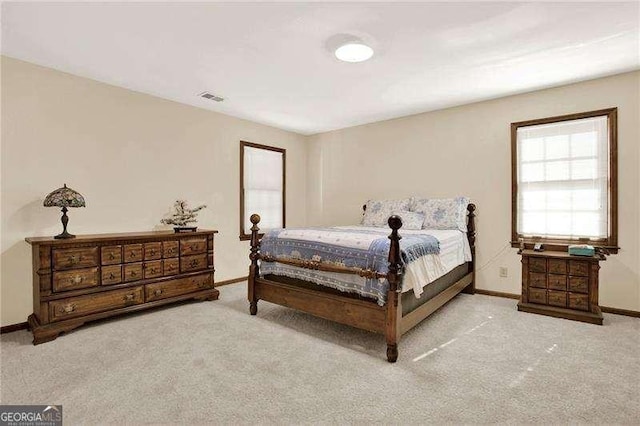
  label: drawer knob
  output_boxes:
[71,275,84,284]
[150,268,157,274]
[123,293,135,302]
[130,271,137,277]
[68,255,77,264]
[130,251,136,258]
[150,249,156,256]
[108,273,115,279]
[189,259,199,267]
[154,289,163,296]
[167,248,174,254]
[109,253,115,260]
[59,304,76,314]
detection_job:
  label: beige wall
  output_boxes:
[307,71,640,312]
[2,57,638,327]
[1,57,307,326]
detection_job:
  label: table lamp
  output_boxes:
[43,184,86,239]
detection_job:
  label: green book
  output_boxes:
[568,245,595,257]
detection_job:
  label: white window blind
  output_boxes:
[516,115,609,240]
[243,146,284,234]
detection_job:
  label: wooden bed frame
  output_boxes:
[247,204,476,362]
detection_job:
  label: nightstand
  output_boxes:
[517,250,604,325]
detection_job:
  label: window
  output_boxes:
[511,108,618,251]
[240,141,286,240]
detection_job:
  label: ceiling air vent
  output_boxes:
[199,92,224,102]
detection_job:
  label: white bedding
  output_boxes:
[398,228,472,297]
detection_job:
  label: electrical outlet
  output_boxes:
[499,267,508,278]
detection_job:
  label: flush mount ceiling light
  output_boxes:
[335,42,374,63]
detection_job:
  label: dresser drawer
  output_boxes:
[548,274,567,291]
[180,238,207,256]
[144,260,163,279]
[529,257,546,273]
[145,273,213,302]
[163,258,179,276]
[101,265,122,285]
[53,247,99,271]
[568,293,589,311]
[101,245,122,265]
[124,244,143,263]
[529,288,546,305]
[53,267,99,292]
[569,276,589,294]
[163,240,179,258]
[569,260,589,277]
[180,254,208,273]
[49,286,143,322]
[547,290,567,308]
[548,259,567,275]
[123,262,143,282]
[144,242,162,260]
[529,272,546,289]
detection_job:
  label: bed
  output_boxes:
[247,202,476,363]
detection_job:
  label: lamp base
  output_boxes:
[54,206,75,239]
[54,230,76,239]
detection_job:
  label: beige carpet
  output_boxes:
[1,282,639,424]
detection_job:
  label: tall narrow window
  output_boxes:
[511,108,617,251]
[240,141,286,240]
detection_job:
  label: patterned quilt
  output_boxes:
[259,226,440,305]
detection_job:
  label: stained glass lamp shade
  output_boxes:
[43,184,86,239]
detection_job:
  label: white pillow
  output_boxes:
[363,198,411,227]
[410,197,470,231]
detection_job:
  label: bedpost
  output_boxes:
[248,214,261,315]
[462,203,476,294]
[385,215,403,363]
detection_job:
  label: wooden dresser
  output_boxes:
[517,250,604,325]
[26,230,218,344]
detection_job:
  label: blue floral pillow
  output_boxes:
[394,210,425,230]
[363,198,411,227]
[410,197,470,231]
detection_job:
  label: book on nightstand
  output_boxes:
[568,244,595,257]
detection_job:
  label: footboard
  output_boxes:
[253,276,387,333]
[247,214,404,360]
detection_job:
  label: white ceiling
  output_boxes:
[2,2,639,135]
